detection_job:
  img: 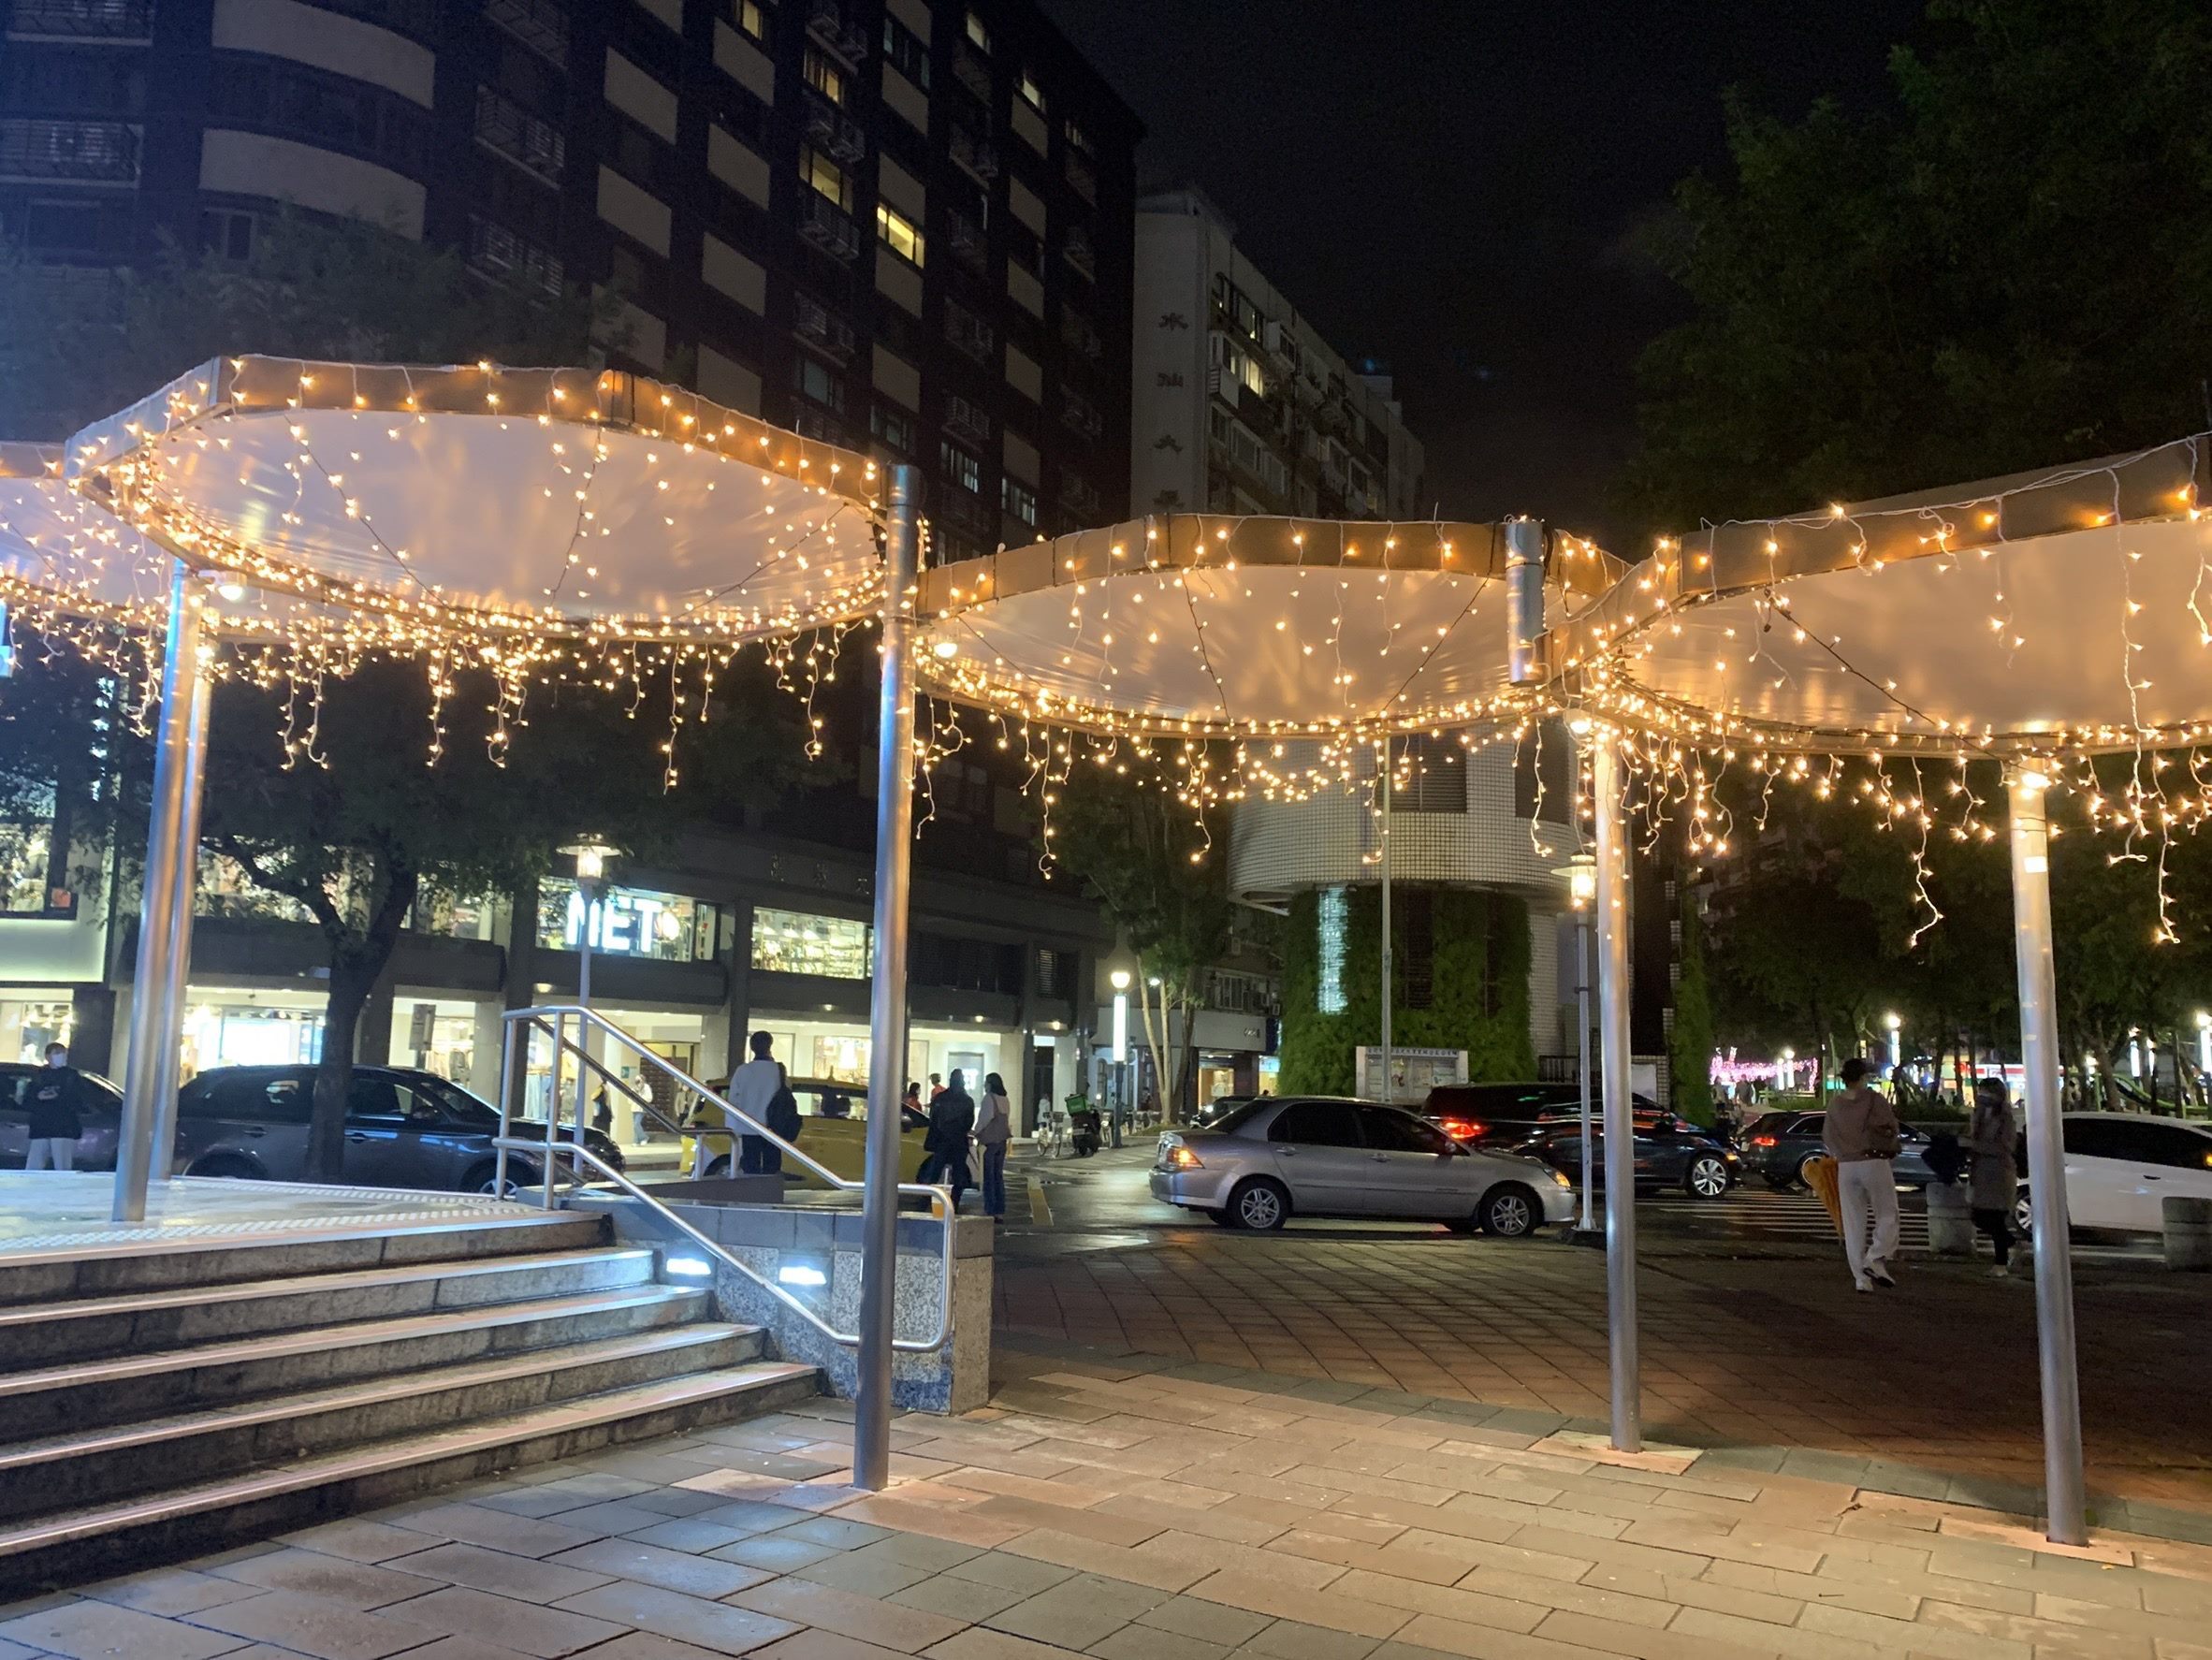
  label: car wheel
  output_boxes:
[1481,1184,1539,1239]
[2014,1188,2036,1239]
[705,1157,731,1179]
[464,1161,533,1197]
[1684,1155,1731,1201]
[1228,1178,1289,1231]
[1794,1153,1825,1190]
[187,1154,257,1180]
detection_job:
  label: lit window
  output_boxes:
[940,442,981,493]
[1016,67,1044,112]
[798,143,851,211]
[1065,118,1093,155]
[965,8,991,51]
[751,908,873,978]
[734,0,767,41]
[876,201,924,266]
[539,881,720,963]
[1317,886,1347,1014]
[803,46,845,106]
[1001,475,1037,526]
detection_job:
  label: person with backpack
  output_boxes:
[924,1069,976,1213]
[975,1070,1013,1221]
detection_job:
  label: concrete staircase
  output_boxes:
[0,1209,819,1591]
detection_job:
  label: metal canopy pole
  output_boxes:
[2007,768,2087,1544]
[854,465,922,1492]
[1377,737,1391,1102]
[1577,906,1595,1233]
[1593,733,1640,1452]
[112,559,211,1222]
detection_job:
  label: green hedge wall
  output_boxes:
[1278,886,1536,1095]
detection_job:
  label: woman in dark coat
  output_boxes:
[923,1069,976,1213]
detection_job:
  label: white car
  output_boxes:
[2018,1113,2212,1234]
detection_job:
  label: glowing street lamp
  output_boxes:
[1884,1011,1903,1076]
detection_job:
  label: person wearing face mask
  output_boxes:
[24,1041,87,1172]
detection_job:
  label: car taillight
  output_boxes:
[1167,1143,1203,1171]
[1752,1134,1778,1147]
[1439,1118,1484,1141]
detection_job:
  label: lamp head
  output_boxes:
[1109,968,1131,991]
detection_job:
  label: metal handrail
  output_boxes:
[523,1015,657,1118]
[497,1003,953,1352]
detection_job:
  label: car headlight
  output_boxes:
[1549,1169,1573,1188]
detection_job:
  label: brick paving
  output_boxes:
[993,1226,2212,1523]
[12,1370,2212,1660]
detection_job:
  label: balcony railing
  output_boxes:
[468,216,563,299]
[950,126,999,183]
[804,0,869,67]
[1064,152,1097,205]
[7,0,153,37]
[1062,227,1096,282]
[484,0,567,65]
[793,292,857,364]
[944,211,987,272]
[473,84,565,184]
[951,45,992,101]
[796,192,862,262]
[0,118,139,183]
[802,93,867,165]
[943,394,991,448]
[1060,307,1103,361]
[944,303,995,365]
[1058,471,1104,521]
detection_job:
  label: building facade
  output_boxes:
[1129,185,1422,521]
[0,0,1138,554]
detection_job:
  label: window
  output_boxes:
[871,400,916,453]
[965,8,991,51]
[208,58,432,177]
[734,0,768,43]
[1016,67,1045,112]
[0,790,53,914]
[1001,476,1037,527]
[1269,1101,1361,1148]
[202,209,256,262]
[940,442,981,493]
[793,355,847,414]
[536,880,720,963]
[883,15,931,91]
[876,201,924,266]
[1065,118,1093,154]
[798,143,851,210]
[1361,1106,1450,1154]
[802,46,846,106]
[1317,886,1347,1014]
[751,908,873,978]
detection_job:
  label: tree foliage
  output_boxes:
[1621,0,2212,535]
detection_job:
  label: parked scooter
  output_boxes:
[1068,1104,1102,1158]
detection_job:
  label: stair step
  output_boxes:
[0,1360,822,1592]
[0,1285,711,1441]
[0,1208,608,1304]
[0,1323,762,1520]
[0,1247,661,1372]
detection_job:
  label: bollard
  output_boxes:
[1924,1179,1975,1256]
[2163,1196,2212,1271]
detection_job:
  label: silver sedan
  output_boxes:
[1150,1096,1577,1236]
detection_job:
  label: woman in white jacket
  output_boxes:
[976,1071,1013,1221]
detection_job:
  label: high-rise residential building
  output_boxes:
[0,0,1178,1134]
[0,0,1138,552]
[1129,184,1422,521]
[1129,187,1578,1102]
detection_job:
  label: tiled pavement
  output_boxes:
[11,1364,2212,1660]
[994,1226,2212,1522]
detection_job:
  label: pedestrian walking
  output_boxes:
[924,1068,975,1213]
[1825,1057,1904,1291]
[24,1041,85,1171]
[1966,1075,2022,1277]
[975,1070,1012,1221]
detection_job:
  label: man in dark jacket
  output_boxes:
[924,1069,976,1213]
[25,1041,86,1171]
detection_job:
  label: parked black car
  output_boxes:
[174,1065,624,1194]
[0,1062,124,1169]
[1421,1081,1663,1144]
[1506,1120,1743,1201]
[1743,1108,1936,1190]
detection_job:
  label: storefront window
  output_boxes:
[0,996,73,1063]
[411,889,501,941]
[536,879,719,963]
[181,998,324,1076]
[751,908,872,979]
[0,818,53,912]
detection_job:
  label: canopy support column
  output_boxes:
[2007,768,2086,1544]
[1377,737,1391,1102]
[855,466,922,1493]
[112,558,212,1223]
[1594,733,1639,1453]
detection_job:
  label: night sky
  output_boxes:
[1040,0,1928,545]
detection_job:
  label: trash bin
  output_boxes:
[2163,1195,2212,1271]
[1802,1154,1841,1233]
[1925,1178,1974,1256]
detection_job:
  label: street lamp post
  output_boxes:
[1884,1011,1903,1083]
[1109,968,1131,1146]
[1561,854,1597,1233]
[559,838,619,1158]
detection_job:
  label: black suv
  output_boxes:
[173,1065,624,1194]
[1421,1081,1662,1143]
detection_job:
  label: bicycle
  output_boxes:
[1033,1108,1069,1159]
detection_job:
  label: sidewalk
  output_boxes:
[12,1361,2212,1660]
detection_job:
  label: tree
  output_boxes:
[1045,765,1230,1117]
[1669,890,1715,1124]
[1620,0,2212,536]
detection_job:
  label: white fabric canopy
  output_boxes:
[1572,437,2212,756]
[63,357,885,645]
[0,442,173,619]
[916,516,1618,736]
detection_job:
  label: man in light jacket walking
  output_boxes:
[1826,1057,1903,1292]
